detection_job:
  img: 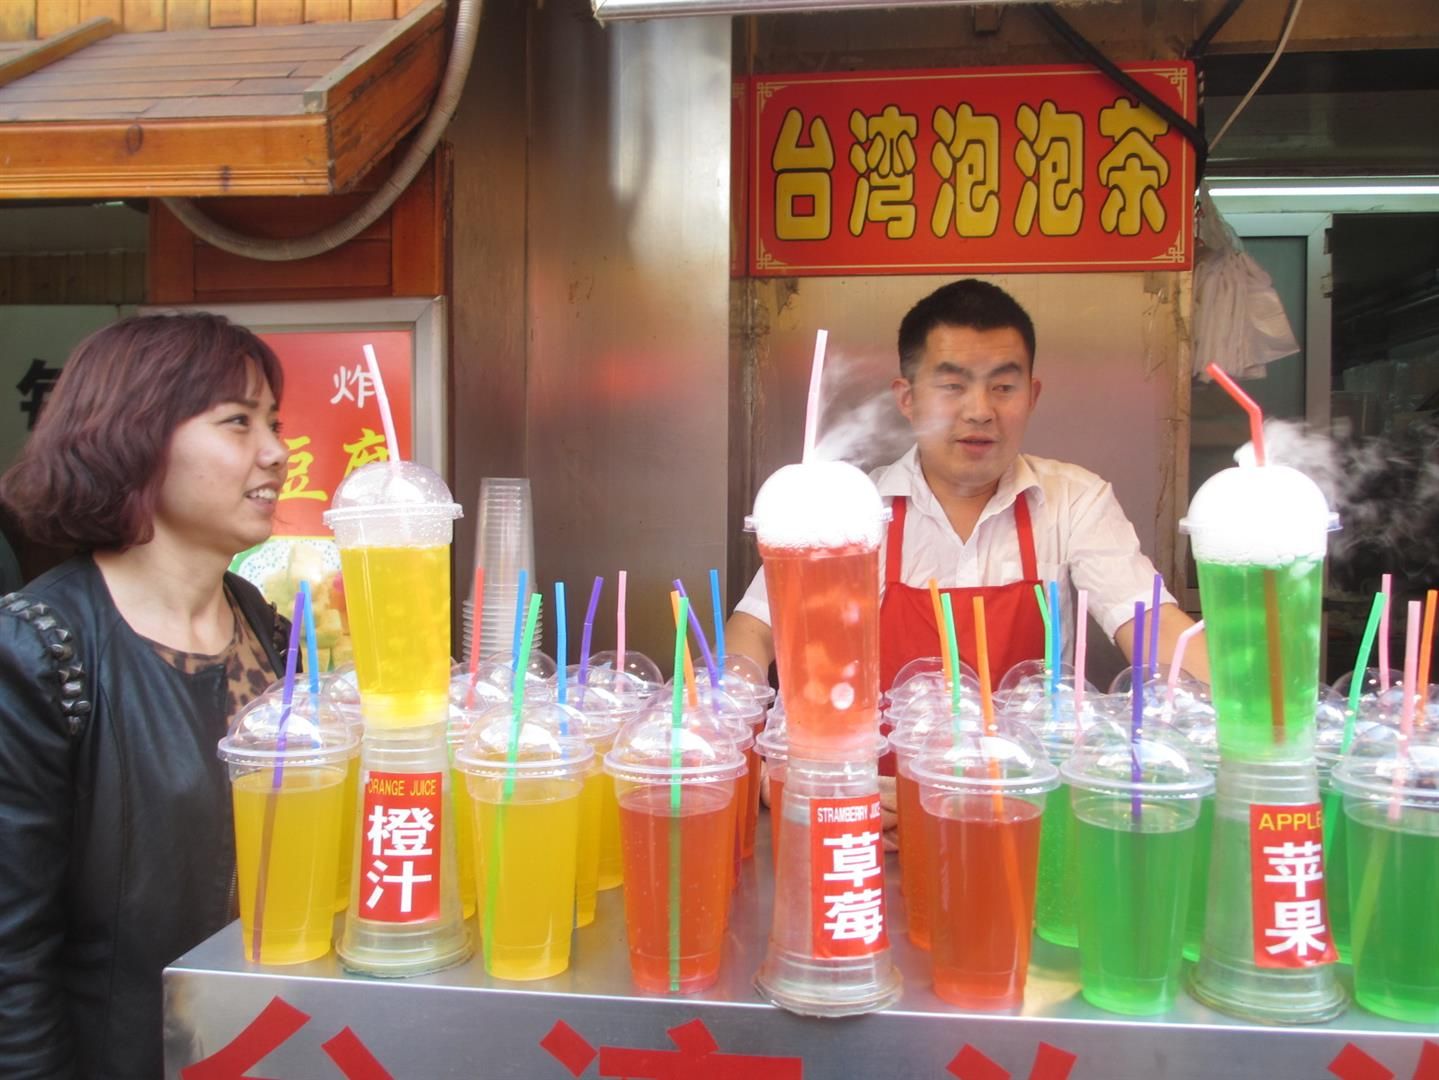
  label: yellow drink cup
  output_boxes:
[455,709,594,981]
[219,694,359,966]
[564,685,630,913]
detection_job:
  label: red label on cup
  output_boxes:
[1248,802,1337,968]
[359,771,443,923]
[809,794,888,959]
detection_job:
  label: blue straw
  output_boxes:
[300,580,321,696]
[577,576,603,685]
[511,568,527,672]
[1047,579,1061,697]
[1130,601,1145,823]
[709,568,726,669]
[555,580,568,705]
[673,578,720,688]
[1148,573,1162,678]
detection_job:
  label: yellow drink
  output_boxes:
[576,769,603,927]
[597,772,624,890]
[340,545,451,729]
[451,767,477,919]
[233,766,345,965]
[473,777,581,980]
[334,755,361,912]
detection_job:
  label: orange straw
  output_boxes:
[972,595,997,736]
[670,591,698,707]
[1419,590,1436,707]
[929,578,953,690]
[1207,362,1286,744]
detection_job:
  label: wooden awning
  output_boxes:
[0,0,445,199]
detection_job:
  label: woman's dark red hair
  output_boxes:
[1,313,284,552]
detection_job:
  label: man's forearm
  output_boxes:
[1114,603,1210,682]
[723,611,775,674]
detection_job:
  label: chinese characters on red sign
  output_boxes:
[809,794,888,959]
[1249,803,1338,968]
[263,330,414,539]
[746,63,1194,276]
[361,771,444,923]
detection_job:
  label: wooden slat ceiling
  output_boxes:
[0,0,445,198]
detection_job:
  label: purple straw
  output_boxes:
[1148,573,1162,678]
[1131,601,1145,823]
[273,592,305,778]
[577,576,604,685]
[673,578,720,688]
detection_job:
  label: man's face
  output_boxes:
[892,324,1041,498]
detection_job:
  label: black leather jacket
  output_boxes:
[0,557,286,1079]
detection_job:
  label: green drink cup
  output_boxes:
[1167,698,1219,962]
[1333,727,1439,1024]
[1063,718,1213,1016]
[1035,783,1079,948]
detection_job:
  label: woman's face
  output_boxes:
[152,368,286,559]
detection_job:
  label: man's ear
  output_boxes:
[1030,376,1043,410]
[892,375,914,422]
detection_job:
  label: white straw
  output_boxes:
[802,329,828,464]
[362,343,401,463]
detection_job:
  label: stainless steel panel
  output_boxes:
[526,0,732,663]
[166,825,1431,1079]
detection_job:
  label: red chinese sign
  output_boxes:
[1249,803,1338,968]
[265,330,413,539]
[360,771,443,923]
[810,794,888,959]
[747,63,1194,276]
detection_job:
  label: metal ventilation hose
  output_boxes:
[160,0,481,262]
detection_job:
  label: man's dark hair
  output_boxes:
[897,279,1037,381]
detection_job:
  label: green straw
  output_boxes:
[941,592,962,721]
[1323,591,1386,855]
[669,596,689,993]
[1033,583,1053,678]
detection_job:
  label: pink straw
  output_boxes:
[361,344,401,463]
[616,569,628,677]
[802,329,828,464]
[1392,601,1420,822]
[1379,573,1393,691]
[1167,619,1206,717]
[465,567,484,709]
[1073,589,1088,722]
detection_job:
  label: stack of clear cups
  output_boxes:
[219,694,359,965]
[603,705,746,993]
[454,704,592,980]
[445,669,510,921]
[471,478,540,659]
[910,720,1057,1009]
[712,655,778,861]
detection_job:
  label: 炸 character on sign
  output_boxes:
[16,358,60,430]
[822,887,885,945]
[847,105,919,239]
[1264,898,1330,959]
[280,434,327,502]
[343,427,390,476]
[1014,101,1084,237]
[330,363,374,408]
[1097,98,1170,236]
[930,103,1000,239]
[772,107,835,242]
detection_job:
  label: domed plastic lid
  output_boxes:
[886,668,982,718]
[470,654,556,701]
[888,697,983,757]
[756,699,788,760]
[712,653,777,707]
[582,650,663,697]
[660,681,764,735]
[448,669,511,711]
[1313,685,1371,766]
[908,721,1059,797]
[219,692,358,766]
[1164,697,1219,770]
[891,656,980,701]
[603,705,747,785]
[746,460,888,549]
[1001,690,1112,757]
[1331,727,1439,806]
[323,460,461,524]
[1061,718,1214,799]
[1179,464,1338,564]
[565,682,637,730]
[321,663,362,715]
[454,703,593,780]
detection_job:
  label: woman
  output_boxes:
[0,314,291,1078]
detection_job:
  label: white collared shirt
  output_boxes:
[735,445,1174,658]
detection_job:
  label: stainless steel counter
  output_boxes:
[164,820,1434,1079]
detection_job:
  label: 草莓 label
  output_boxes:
[1248,802,1337,968]
[810,794,888,959]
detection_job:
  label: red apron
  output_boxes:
[878,493,1047,773]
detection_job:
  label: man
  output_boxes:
[727,278,1208,697]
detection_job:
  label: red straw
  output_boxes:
[465,567,484,709]
[1206,363,1265,465]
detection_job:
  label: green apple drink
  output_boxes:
[1183,460,1345,1023]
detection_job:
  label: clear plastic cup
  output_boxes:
[583,650,664,700]
[324,461,461,731]
[888,656,981,708]
[444,672,510,922]
[454,706,593,980]
[1167,694,1219,963]
[472,478,538,658]
[717,652,778,709]
[910,722,1058,1009]
[1063,718,1213,1015]
[662,681,764,868]
[603,706,746,993]
[318,667,366,912]
[1332,726,1439,1024]
[1314,685,1373,964]
[756,697,789,876]
[567,683,640,892]
[218,694,358,965]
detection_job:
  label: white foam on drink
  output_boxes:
[1182,464,1335,565]
[750,461,885,549]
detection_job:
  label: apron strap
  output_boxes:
[1014,490,1039,582]
[885,496,907,586]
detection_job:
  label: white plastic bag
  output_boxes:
[1192,186,1300,381]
